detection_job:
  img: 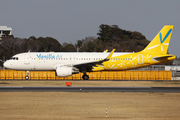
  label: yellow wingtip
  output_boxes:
[106,49,115,59]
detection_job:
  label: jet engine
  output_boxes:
[55,67,79,77]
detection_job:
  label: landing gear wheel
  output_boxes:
[25,71,29,80]
[25,76,29,80]
[82,74,89,80]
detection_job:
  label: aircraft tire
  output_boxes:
[82,75,89,80]
[25,76,29,80]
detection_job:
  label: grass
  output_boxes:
[0,92,180,120]
[0,80,180,119]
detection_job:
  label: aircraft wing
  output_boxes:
[73,49,115,71]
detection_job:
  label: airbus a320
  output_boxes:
[4,25,176,80]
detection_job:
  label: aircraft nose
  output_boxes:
[3,61,10,69]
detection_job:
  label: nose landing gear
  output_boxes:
[25,71,29,80]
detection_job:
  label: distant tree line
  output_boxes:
[0,24,173,66]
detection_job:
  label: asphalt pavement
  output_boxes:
[0,86,180,93]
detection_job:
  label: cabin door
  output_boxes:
[24,55,30,64]
[138,54,143,64]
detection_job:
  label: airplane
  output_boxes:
[3,25,176,80]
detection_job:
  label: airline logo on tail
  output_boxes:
[144,25,173,53]
[159,29,172,44]
[159,28,172,51]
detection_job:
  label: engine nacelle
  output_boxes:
[56,67,72,77]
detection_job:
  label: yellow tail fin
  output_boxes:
[142,25,173,54]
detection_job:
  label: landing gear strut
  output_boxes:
[25,71,29,80]
[81,69,89,80]
[82,74,89,80]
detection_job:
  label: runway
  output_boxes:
[0,86,180,92]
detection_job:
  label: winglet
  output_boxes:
[106,49,115,60]
[103,49,108,53]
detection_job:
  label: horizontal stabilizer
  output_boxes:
[153,55,175,61]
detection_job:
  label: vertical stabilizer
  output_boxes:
[142,25,173,54]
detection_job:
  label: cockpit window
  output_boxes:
[11,57,19,60]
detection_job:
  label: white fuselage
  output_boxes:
[4,52,131,71]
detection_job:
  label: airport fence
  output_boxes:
[0,70,172,80]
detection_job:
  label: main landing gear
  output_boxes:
[25,71,29,80]
[81,69,89,80]
[82,74,89,80]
